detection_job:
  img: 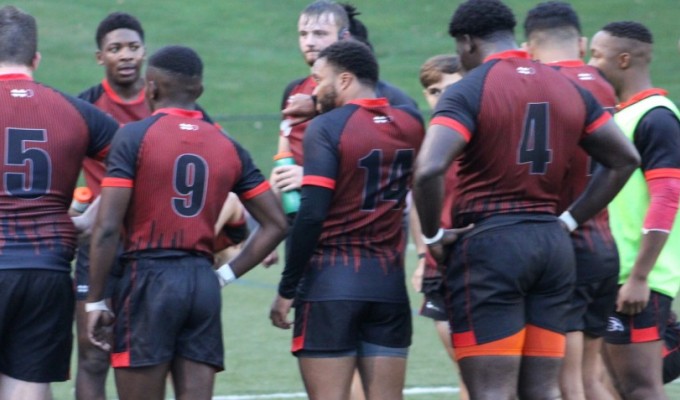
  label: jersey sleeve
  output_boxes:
[430,73,481,142]
[633,107,680,176]
[573,83,611,138]
[102,118,157,187]
[230,139,270,200]
[300,114,342,189]
[65,94,120,160]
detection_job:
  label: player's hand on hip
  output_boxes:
[86,308,115,352]
[270,294,294,329]
[271,165,303,192]
[616,277,650,315]
[427,224,474,263]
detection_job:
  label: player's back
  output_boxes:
[314,99,423,258]
[434,52,606,226]
[106,108,262,259]
[0,75,116,271]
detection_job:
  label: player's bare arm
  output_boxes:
[86,186,132,351]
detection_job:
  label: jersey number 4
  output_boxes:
[358,148,414,211]
[172,154,208,217]
[518,103,552,174]
[3,128,51,199]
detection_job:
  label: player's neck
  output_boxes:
[479,38,518,61]
[531,48,580,64]
[106,77,145,102]
[0,64,34,77]
[343,85,376,104]
[618,73,654,103]
[151,100,196,112]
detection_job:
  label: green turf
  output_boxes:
[7,0,680,398]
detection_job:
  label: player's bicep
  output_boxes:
[634,108,680,172]
[95,187,132,234]
[580,119,640,169]
[415,124,467,180]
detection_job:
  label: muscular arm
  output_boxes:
[566,119,640,224]
[228,190,288,278]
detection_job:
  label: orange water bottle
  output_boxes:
[70,186,93,214]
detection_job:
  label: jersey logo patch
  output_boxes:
[607,316,625,332]
[373,116,392,124]
[577,73,595,81]
[516,67,536,75]
[10,89,34,98]
[179,123,199,131]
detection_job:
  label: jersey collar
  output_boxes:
[484,49,530,63]
[153,107,204,119]
[102,79,145,105]
[347,98,389,108]
[0,73,33,81]
[616,88,668,112]
[547,60,585,68]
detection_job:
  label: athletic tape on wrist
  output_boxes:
[216,263,237,287]
[422,228,444,245]
[559,211,578,233]
[85,300,110,313]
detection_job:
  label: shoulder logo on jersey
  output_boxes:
[179,123,199,131]
[373,116,392,124]
[577,73,595,81]
[10,88,34,98]
[516,67,536,75]
[607,316,625,332]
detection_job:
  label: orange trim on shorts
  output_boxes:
[453,329,526,361]
[631,326,660,343]
[291,302,311,352]
[111,351,131,367]
[522,324,566,357]
[101,177,134,188]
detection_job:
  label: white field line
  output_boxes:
[210,386,459,400]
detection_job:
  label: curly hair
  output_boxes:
[524,1,581,37]
[602,21,653,44]
[318,40,378,86]
[449,0,516,39]
[95,12,144,49]
[148,45,203,78]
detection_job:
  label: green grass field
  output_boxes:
[6,0,680,398]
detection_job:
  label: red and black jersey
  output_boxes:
[279,98,424,302]
[551,60,618,260]
[0,74,118,271]
[432,50,610,227]
[78,79,151,196]
[280,76,419,166]
[103,108,269,259]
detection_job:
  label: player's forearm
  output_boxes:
[629,230,669,281]
[278,185,332,299]
[567,163,637,225]
[408,202,428,254]
[86,225,120,302]
[413,169,445,238]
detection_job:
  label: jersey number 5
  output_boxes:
[172,154,208,217]
[518,103,552,174]
[358,148,414,211]
[4,128,51,199]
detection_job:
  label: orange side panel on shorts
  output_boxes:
[522,324,566,357]
[291,302,311,353]
[453,329,526,361]
[632,326,660,343]
[111,351,131,367]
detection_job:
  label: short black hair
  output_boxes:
[602,21,653,44]
[148,45,203,78]
[95,12,144,49]
[341,3,372,49]
[301,0,349,33]
[449,0,516,39]
[524,1,581,37]
[318,40,378,87]
[0,6,37,66]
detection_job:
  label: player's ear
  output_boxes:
[578,36,588,59]
[618,52,631,69]
[96,50,104,66]
[338,71,353,91]
[31,51,41,71]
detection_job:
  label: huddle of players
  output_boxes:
[0,1,679,400]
